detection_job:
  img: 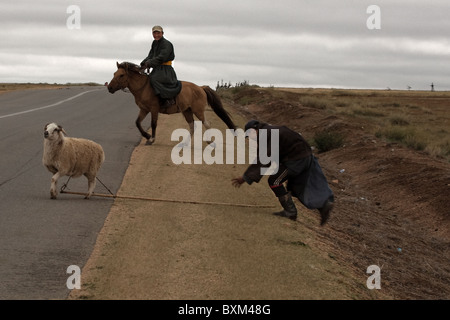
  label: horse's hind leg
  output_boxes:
[193,111,213,143]
[182,110,195,135]
[147,110,158,145]
[136,109,151,141]
[178,110,194,147]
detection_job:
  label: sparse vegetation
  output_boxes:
[376,126,427,151]
[313,130,345,153]
[299,97,328,110]
[274,88,450,161]
[218,84,450,161]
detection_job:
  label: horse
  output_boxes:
[107,62,236,145]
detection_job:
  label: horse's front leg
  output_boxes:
[136,109,151,141]
[146,111,158,145]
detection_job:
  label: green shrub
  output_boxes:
[382,126,411,142]
[313,130,345,153]
[380,126,427,151]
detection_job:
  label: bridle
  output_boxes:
[120,62,149,93]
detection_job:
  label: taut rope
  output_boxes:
[59,177,274,208]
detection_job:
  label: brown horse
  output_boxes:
[107,62,236,144]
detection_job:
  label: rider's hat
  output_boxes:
[152,25,163,33]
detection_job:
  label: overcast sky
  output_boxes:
[1,0,449,90]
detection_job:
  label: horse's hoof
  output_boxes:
[146,138,155,145]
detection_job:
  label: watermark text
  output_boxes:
[66,265,81,289]
[170,122,279,175]
[366,5,381,30]
[366,265,381,289]
[66,5,81,30]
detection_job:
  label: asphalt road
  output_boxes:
[0,86,145,299]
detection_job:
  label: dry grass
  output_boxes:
[277,88,450,161]
[221,85,450,299]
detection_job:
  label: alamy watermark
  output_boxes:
[170,121,280,175]
[66,265,81,289]
[366,265,381,289]
[66,5,81,30]
[366,5,381,30]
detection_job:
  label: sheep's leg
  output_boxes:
[85,175,96,199]
[50,172,61,199]
[136,109,151,140]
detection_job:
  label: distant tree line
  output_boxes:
[216,79,251,90]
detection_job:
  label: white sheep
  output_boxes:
[42,122,105,199]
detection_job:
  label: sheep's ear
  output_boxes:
[57,125,67,135]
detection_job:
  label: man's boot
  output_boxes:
[273,193,297,221]
[318,200,333,226]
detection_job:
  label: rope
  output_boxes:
[96,176,115,196]
[59,177,274,208]
[60,176,114,196]
[60,176,72,192]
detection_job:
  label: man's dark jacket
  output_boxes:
[243,123,312,184]
[140,37,181,99]
[243,122,334,209]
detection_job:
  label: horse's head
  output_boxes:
[107,62,130,93]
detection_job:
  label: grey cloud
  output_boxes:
[1,1,449,90]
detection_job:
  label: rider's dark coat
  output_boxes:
[140,36,181,99]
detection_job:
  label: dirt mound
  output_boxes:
[223,87,450,299]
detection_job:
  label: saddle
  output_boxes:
[158,98,181,114]
[158,81,182,114]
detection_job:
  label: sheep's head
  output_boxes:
[44,123,67,140]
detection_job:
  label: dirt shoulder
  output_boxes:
[68,106,383,300]
[225,87,450,300]
[68,87,449,300]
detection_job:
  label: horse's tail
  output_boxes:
[202,86,236,130]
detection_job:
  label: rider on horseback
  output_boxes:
[140,25,182,109]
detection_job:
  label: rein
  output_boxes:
[122,63,149,93]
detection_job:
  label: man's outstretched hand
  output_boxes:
[231,176,245,188]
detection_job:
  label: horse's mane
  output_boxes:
[119,61,142,73]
